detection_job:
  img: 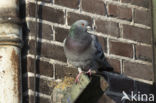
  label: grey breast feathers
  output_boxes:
[63,36,96,70]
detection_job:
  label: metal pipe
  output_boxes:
[0,0,22,103]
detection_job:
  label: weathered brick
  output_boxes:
[55,64,78,79]
[67,12,93,25]
[107,58,121,73]
[95,20,120,37]
[55,0,79,9]
[27,77,55,95]
[55,27,69,42]
[121,0,151,8]
[135,45,152,62]
[97,36,107,53]
[38,0,52,3]
[121,0,132,3]
[123,25,152,44]
[28,21,53,40]
[26,3,35,17]
[108,4,132,21]
[28,40,67,62]
[27,3,64,24]
[109,40,133,58]
[121,0,131,3]
[132,0,151,8]
[26,57,53,77]
[82,0,106,15]
[39,5,64,24]
[23,95,51,103]
[134,9,151,26]
[123,61,154,81]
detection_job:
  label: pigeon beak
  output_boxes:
[87,26,92,31]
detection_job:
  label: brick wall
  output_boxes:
[21,0,154,102]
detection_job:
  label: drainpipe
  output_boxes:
[0,0,22,103]
[152,0,156,83]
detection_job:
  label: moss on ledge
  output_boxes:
[51,73,109,103]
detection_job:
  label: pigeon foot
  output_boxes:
[75,68,83,83]
[86,69,92,76]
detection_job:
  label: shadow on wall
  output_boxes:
[75,72,156,103]
[74,75,111,103]
[20,1,44,102]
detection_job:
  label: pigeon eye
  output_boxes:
[81,23,84,27]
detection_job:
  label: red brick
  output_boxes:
[108,4,132,21]
[55,64,78,79]
[109,40,133,58]
[27,77,55,95]
[28,40,67,62]
[38,0,52,3]
[132,0,151,8]
[28,21,53,40]
[25,57,53,77]
[26,3,35,17]
[95,20,120,37]
[27,3,65,24]
[107,58,121,73]
[67,12,93,25]
[97,36,107,53]
[135,45,152,62]
[123,61,154,81]
[121,0,151,8]
[55,0,79,9]
[82,0,106,15]
[121,0,131,3]
[134,9,151,26]
[123,25,152,44]
[55,27,69,42]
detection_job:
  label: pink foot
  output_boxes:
[86,69,92,76]
[75,72,82,83]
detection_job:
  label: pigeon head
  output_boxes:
[69,20,91,38]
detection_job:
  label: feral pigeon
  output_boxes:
[63,20,113,81]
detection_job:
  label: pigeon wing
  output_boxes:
[91,35,113,71]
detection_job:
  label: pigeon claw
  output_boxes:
[86,69,92,76]
[75,72,82,83]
